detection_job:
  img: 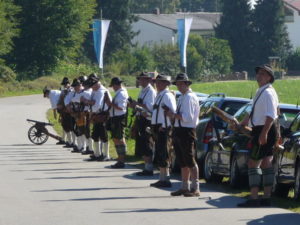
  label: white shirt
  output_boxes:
[109,87,128,117]
[91,86,111,113]
[249,83,279,127]
[174,90,200,128]
[71,90,84,104]
[49,90,61,109]
[64,90,74,106]
[82,88,92,111]
[151,89,176,128]
[137,84,156,120]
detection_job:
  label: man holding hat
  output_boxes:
[236,64,279,207]
[105,77,129,168]
[129,72,156,176]
[81,75,112,161]
[166,73,201,197]
[150,73,176,187]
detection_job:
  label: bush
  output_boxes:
[0,65,17,82]
[286,48,300,71]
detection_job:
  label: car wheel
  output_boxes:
[294,164,300,201]
[229,156,241,188]
[203,151,223,183]
[272,158,290,198]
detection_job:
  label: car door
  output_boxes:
[281,114,300,180]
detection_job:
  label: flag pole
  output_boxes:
[100,9,104,78]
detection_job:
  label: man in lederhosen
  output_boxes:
[80,76,94,155]
[68,78,86,153]
[82,75,111,161]
[129,72,156,176]
[150,74,176,188]
[166,73,201,197]
[57,77,75,147]
[237,64,279,207]
[105,77,129,168]
[43,87,65,144]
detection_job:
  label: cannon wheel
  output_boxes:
[28,125,49,145]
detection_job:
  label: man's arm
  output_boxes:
[259,116,274,145]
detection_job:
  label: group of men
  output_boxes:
[43,64,279,205]
[44,72,201,197]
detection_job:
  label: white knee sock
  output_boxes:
[88,138,93,151]
[71,132,76,145]
[103,142,110,159]
[67,132,72,144]
[93,142,100,157]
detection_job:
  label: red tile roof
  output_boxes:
[284,0,300,12]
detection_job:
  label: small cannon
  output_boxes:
[26,119,62,145]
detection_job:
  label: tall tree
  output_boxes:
[215,0,254,72]
[131,0,179,13]
[0,0,20,62]
[252,0,291,67]
[8,0,96,79]
[96,0,137,59]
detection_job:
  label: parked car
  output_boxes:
[273,112,300,199]
[195,93,251,170]
[204,102,300,188]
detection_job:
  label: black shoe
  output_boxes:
[136,170,154,176]
[150,180,172,188]
[260,198,272,207]
[85,155,101,161]
[237,199,260,207]
[171,189,190,196]
[63,143,72,148]
[71,146,80,153]
[56,140,66,145]
[111,161,125,168]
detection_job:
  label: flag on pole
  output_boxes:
[93,19,110,69]
[177,18,193,68]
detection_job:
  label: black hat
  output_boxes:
[154,73,171,84]
[137,72,152,79]
[172,73,192,85]
[78,75,88,84]
[71,78,81,87]
[109,77,123,87]
[88,76,99,87]
[43,86,50,97]
[61,77,70,85]
[255,64,275,83]
[88,73,98,79]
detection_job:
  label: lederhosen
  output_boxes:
[91,91,109,143]
[135,87,154,157]
[71,91,85,136]
[152,91,170,168]
[249,86,278,160]
[172,93,197,168]
[110,90,127,139]
[58,89,74,133]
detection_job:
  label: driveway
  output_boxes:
[0,95,299,225]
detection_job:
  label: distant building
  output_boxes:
[284,0,300,49]
[131,11,221,47]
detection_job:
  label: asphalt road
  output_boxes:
[0,94,299,225]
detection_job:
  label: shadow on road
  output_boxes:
[103,207,212,213]
[247,213,300,225]
[32,186,147,192]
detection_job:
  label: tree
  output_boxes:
[0,0,20,62]
[131,0,180,13]
[152,44,180,76]
[215,0,254,72]
[286,48,300,71]
[96,0,137,58]
[8,0,96,79]
[252,0,291,67]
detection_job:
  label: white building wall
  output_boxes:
[132,20,175,46]
[286,9,300,49]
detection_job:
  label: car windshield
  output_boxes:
[220,101,248,116]
[199,100,219,118]
[289,113,300,133]
[234,104,252,122]
[279,109,300,129]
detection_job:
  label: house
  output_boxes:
[131,11,221,47]
[284,0,300,49]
